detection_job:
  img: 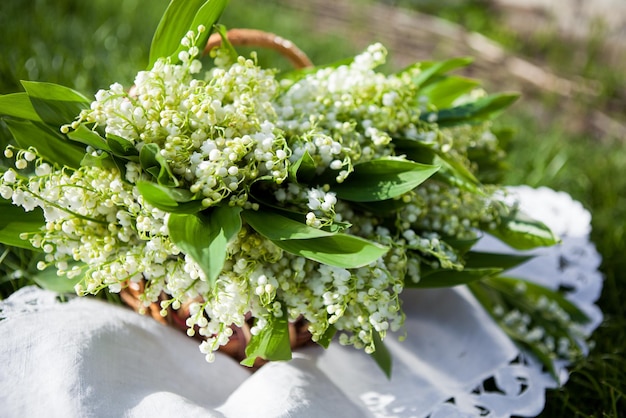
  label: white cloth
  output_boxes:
[0,187,603,418]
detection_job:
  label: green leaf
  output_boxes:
[175,0,230,61]
[139,143,178,186]
[67,125,110,151]
[419,76,481,109]
[464,251,533,270]
[433,153,479,186]
[409,57,474,88]
[0,199,44,250]
[106,133,138,159]
[5,119,85,168]
[241,310,292,366]
[393,138,437,165]
[150,0,206,67]
[488,212,560,250]
[246,188,352,233]
[32,263,82,293]
[168,206,242,287]
[407,266,502,288]
[371,331,392,378]
[149,0,230,67]
[0,92,42,121]
[317,325,337,349]
[421,93,520,127]
[352,198,410,216]
[332,158,440,202]
[80,151,117,169]
[394,133,485,193]
[288,150,316,183]
[243,209,386,268]
[136,180,205,214]
[242,209,334,240]
[272,234,388,269]
[445,236,481,254]
[21,81,89,127]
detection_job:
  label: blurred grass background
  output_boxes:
[0,0,624,416]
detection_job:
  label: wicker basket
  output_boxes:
[120,29,314,369]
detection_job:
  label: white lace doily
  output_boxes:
[0,187,603,418]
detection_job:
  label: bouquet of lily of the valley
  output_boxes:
[0,0,589,377]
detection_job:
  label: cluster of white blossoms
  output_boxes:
[0,31,516,362]
[491,282,587,363]
[72,28,290,208]
[1,147,185,299]
[403,182,503,239]
[275,43,414,182]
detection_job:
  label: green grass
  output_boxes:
[1,0,624,416]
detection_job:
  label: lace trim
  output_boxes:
[430,187,603,418]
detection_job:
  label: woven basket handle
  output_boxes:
[205,28,313,69]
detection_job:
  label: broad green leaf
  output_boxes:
[150,0,206,67]
[464,251,533,270]
[352,198,410,216]
[272,234,388,269]
[149,0,230,67]
[433,153,479,186]
[0,92,42,121]
[317,325,337,349]
[5,119,85,168]
[0,200,44,250]
[488,212,560,250]
[245,188,352,233]
[139,143,178,186]
[408,57,474,88]
[241,310,292,366]
[106,133,138,158]
[174,0,230,61]
[371,331,392,378]
[406,266,502,288]
[32,263,82,294]
[421,93,520,127]
[419,76,481,109]
[288,150,316,183]
[136,181,205,214]
[394,129,480,192]
[395,134,483,194]
[67,125,110,151]
[242,209,334,240]
[168,206,242,287]
[244,209,386,268]
[445,236,481,254]
[80,151,117,169]
[21,81,89,127]
[332,158,440,202]
[393,138,437,165]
